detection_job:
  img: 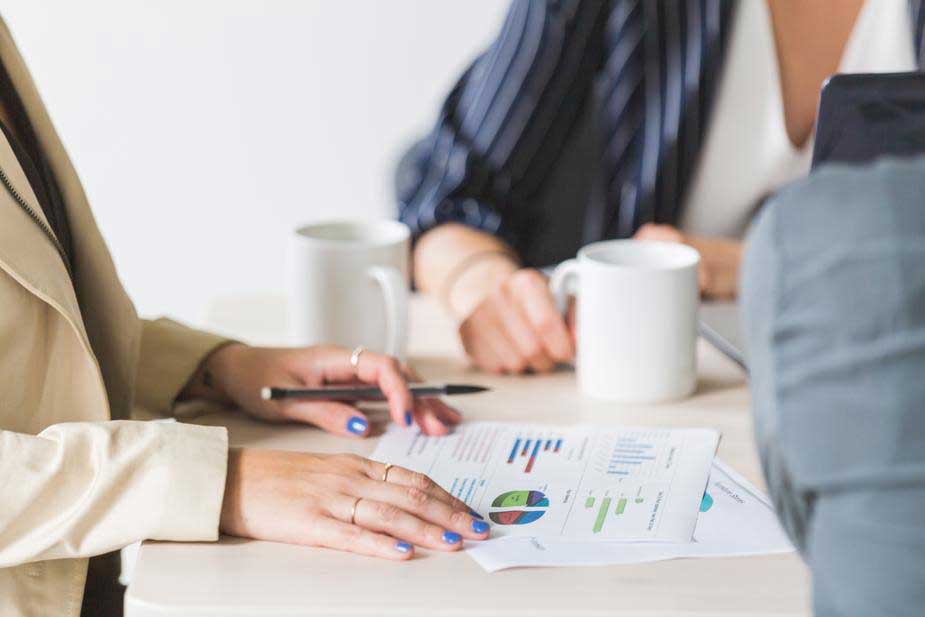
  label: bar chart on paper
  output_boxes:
[582,484,652,534]
[506,433,567,473]
[593,430,676,479]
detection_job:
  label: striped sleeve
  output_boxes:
[396,0,609,252]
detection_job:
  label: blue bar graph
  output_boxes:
[606,438,657,475]
[508,438,521,464]
[506,434,565,471]
[525,439,542,472]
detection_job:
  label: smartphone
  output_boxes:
[811,72,925,170]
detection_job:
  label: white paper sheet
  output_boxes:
[371,422,719,542]
[465,458,795,572]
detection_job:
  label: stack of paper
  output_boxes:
[372,421,791,571]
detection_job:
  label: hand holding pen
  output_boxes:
[201,344,480,437]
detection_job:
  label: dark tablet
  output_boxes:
[811,71,925,170]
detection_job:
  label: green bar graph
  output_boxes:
[585,497,595,509]
[615,497,627,515]
[593,497,611,533]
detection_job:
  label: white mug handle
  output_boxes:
[368,266,408,360]
[548,259,580,316]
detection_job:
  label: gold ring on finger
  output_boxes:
[349,497,361,525]
[381,463,394,483]
[349,346,367,376]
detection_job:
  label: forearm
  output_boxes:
[414,223,520,318]
[177,341,242,405]
[0,421,227,566]
[136,318,234,415]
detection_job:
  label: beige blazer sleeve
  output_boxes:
[0,13,235,575]
[0,420,227,567]
[0,274,229,567]
[136,317,234,415]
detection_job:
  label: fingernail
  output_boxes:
[469,509,484,520]
[394,541,413,554]
[346,416,368,435]
[472,520,489,534]
[442,530,461,545]
[404,410,413,426]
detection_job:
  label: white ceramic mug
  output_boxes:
[549,240,700,403]
[288,220,410,359]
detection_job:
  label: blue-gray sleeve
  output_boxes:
[742,157,925,616]
[395,0,608,248]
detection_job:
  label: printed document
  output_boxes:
[371,422,719,542]
[465,458,795,571]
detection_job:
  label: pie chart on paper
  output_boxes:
[488,490,549,525]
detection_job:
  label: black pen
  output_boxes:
[260,383,489,401]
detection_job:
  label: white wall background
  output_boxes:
[3,1,507,327]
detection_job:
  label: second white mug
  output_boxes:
[288,220,410,359]
[549,240,700,403]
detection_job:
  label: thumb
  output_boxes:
[284,401,371,438]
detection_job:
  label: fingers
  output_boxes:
[460,269,576,374]
[354,352,414,427]
[363,461,469,512]
[413,398,461,436]
[402,363,462,435]
[634,223,685,243]
[353,478,489,542]
[508,270,574,363]
[459,313,510,373]
[353,498,472,552]
[310,516,414,561]
[284,401,371,438]
[313,347,413,427]
[463,306,531,374]
[493,290,556,372]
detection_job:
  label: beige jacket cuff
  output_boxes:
[154,422,229,541]
[136,318,233,416]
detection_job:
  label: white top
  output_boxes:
[680,0,916,239]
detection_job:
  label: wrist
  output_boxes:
[220,447,244,535]
[182,342,246,405]
[206,343,248,402]
[446,254,519,319]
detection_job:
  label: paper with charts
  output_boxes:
[465,458,795,571]
[371,422,719,542]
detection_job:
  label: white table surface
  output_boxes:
[125,296,810,616]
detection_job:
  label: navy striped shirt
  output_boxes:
[396,0,925,267]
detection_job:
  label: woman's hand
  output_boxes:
[458,268,576,374]
[185,345,461,437]
[633,224,743,299]
[413,223,574,375]
[220,448,490,560]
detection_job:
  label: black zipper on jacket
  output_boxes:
[0,162,74,281]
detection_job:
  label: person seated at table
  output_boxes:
[742,156,925,616]
[0,15,487,617]
[396,0,923,374]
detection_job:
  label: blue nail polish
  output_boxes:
[442,530,461,545]
[394,541,413,554]
[469,509,484,520]
[346,416,368,435]
[472,520,489,534]
[404,410,413,426]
